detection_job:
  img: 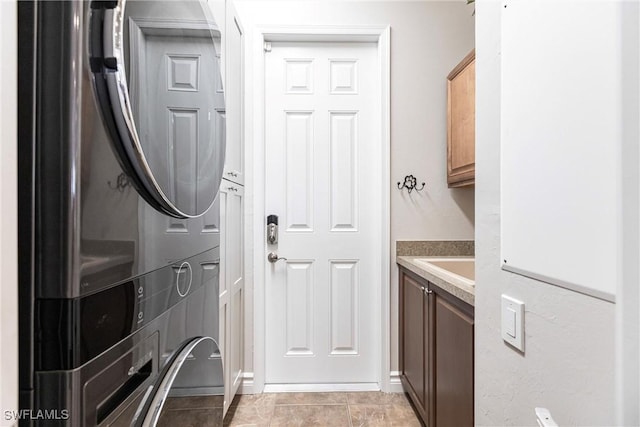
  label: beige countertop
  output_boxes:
[397,256,475,306]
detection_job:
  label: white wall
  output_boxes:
[500,0,620,301]
[0,1,18,425]
[475,1,628,425]
[235,0,475,385]
[618,1,640,424]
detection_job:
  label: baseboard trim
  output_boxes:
[263,383,381,393]
[240,372,405,394]
[388,371,404,393]
[239,372,255,395]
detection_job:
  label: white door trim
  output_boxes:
[250,25,391,394]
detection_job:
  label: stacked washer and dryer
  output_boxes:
[18,0,226,425]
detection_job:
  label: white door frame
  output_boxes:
[250,25,391,393]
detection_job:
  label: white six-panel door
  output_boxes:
[265,42,380,385]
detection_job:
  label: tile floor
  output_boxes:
[224,392,422,427]
[158,395,223,427]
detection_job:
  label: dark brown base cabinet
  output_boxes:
[399,266,474,427]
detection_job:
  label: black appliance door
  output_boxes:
[90,0,225,218]
[133,336,224,426]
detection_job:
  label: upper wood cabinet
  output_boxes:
[447,49,475,187]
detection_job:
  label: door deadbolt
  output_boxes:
[267,214,278,245]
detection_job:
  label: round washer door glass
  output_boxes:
[97,0,225,218]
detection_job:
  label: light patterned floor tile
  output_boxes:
[223,392,421,427]
[231,393,277,408]
[349,404,388,427]
[346,392,410,406]
[270,404,350,426]
[349,404,422,427]
[223,404,273,427]
[274,392,348,405]
[384,404,422,427]
[157,408,223,427]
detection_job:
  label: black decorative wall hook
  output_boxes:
[397,175,425,193]
[108,172,132,192]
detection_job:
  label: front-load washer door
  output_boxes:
[132,336,224,426]
[89,0,225,218]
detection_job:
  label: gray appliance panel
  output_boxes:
[36,0,223,300]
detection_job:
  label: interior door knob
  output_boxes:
[268,252,287,263]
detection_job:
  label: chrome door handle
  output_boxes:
[268,252,287,263]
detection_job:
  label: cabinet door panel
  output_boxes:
[447,50,475,187]
[434,295,474,427]
[223,1,244,184]
[228,183,244,397]
[400,273,426,414]
[218,185,230,413]
[219,180,244,414]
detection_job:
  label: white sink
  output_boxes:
[413,258,475,286]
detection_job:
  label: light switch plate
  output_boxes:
[501,294,524,352]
